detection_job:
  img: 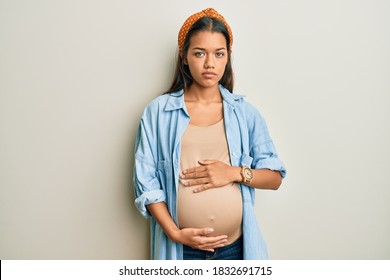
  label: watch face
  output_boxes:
[244,167,253,180]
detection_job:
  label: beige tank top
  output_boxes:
[177,119,242,244]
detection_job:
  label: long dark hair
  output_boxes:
[165,17,234,94]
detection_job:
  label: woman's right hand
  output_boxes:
[146,203,228,252]
[171,228,228,252]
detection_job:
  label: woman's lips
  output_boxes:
[202,71,217,78]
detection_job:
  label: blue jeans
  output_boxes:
[183,236,243,260]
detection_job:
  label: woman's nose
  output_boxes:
[204,56,215,69]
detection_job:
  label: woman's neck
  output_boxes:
[184,84,222,103]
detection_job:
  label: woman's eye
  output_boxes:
[215,52,225,57]
[195,52,205,57]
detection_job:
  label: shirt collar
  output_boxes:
[219,84,244,108]
[164,84,244,112]
[164,89,185,111]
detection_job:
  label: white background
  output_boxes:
[1,0,389,259]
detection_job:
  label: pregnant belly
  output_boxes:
[177,182,243,244]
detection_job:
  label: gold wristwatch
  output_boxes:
[240,166,254,183]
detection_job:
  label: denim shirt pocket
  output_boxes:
[157,160,173,191]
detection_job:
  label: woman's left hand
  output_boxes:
[180,160,240,193]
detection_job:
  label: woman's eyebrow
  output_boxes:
[191,47,227,51]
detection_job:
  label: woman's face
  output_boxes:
[185,30,228,90]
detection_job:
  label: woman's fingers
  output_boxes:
[194,227,215,235]
[181,160,234,192]
[193,229,228,250]
[181,170,207,179]
[182,166,207,176]
[197,238,229,251]
[182,228,229,251]
[182,178,208,187]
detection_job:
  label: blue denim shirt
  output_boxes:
[134,84,286,260]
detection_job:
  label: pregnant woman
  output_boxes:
[133,8,286,260]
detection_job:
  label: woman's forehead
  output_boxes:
[189,31,227,49]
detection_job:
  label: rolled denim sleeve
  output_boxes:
[133,108,166,218]
[134,155,166,218]
[246,103,286,178]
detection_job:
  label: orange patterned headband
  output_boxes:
[178,8,233,54]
